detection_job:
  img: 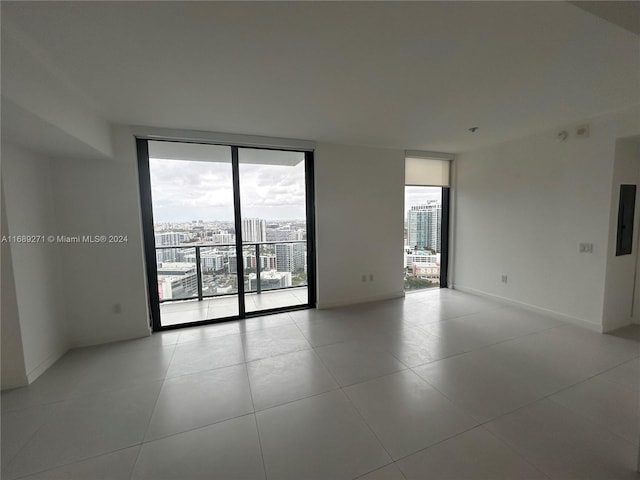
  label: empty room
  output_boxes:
[1,2,639,479]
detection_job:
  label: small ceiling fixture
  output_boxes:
[468,127,479,133]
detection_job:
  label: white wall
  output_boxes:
[603,138,640,331]
[315,143,405,308]
[2,144,68,382]
[453,106,640,331]
[1,183,28,389]
[26,135,406,350]
[51,126,150,347]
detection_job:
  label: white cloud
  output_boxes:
[149,157,306,221]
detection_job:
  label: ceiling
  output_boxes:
[2,1,638,154]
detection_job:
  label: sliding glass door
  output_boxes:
[137,139,315,330]
[238,148,309,313]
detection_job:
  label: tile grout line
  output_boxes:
[544,396,640,447]
[134,412,258,449]
[251,413,269,480]
[2,404,60,479]
[351,462,408,480]
[477,425,554,479]
[413,352,640,460]
[299,326,400,467]
[340,385,396,470]
[131,341,179,478]
[7,444,144,480]
[242,358,269,480]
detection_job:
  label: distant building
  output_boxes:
[227,254,276,272]
[241,218,266,242]
[275,243,305,273]
[157,262,198,300]
[260,255,277,270]
[228,255,238,274]
[266,227,306,242]
[155,231,189,246]
[407,202,441,252]
[411,262,440,283]
[155,231,191,263]
[248,270,292,290]
[405,251,440,268]
[266,228,295,242]
[184,251,225,272]
[215,285,234,294]
[206,230,235,245]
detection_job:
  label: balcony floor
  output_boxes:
[160,287,309,326]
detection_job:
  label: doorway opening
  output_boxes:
[137,139,316,330]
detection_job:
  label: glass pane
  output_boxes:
[156,247,197,301]
[238,148,309,312]
[404,186,442,291]
[149,141,239,326]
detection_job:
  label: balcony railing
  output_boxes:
[155,241,307,303]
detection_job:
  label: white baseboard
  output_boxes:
[26,346,69,384]
[68,328,152,350]
[453,285,603,333]
[318,291,405,310]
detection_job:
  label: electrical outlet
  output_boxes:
[361,275,367,282]
[579,243,593,253]
[369,274,374,281]
[501,275,508,284]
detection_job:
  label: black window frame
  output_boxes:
[136,138,317,331]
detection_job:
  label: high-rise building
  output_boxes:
[275,243,305,273]
[260,255,277,270]
[155,231,190,263]
[241,218,266,243]
[407,202,441,252]
[155,231,189,246]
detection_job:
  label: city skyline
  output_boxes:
[405,185,441,218]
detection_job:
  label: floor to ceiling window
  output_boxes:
[137,139,316,330]
[404,154,451,291]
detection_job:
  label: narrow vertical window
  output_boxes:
[404,155,451,291]
[616,184,637,256]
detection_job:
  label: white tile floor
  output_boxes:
[2,289,639,480]
[160,286,309,326]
